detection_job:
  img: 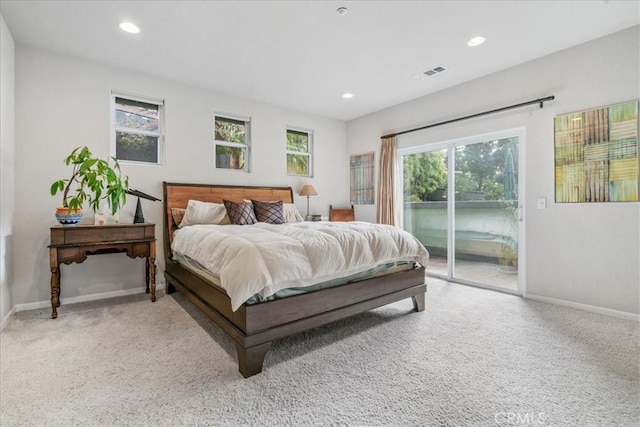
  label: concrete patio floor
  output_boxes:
[426,255,519,291]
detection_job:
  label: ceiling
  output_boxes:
[1,1,638,121]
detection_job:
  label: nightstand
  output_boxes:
[48,223,156,318]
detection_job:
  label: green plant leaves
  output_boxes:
[50,180,66,196]
[51,146,129,213]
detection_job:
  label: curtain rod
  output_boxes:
[381,95,555,139]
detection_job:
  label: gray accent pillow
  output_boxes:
[252,200,284,224]
[223,200,257,225]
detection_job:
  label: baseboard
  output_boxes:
[13,284,167,313]
[1,305,17,331]
[526,293,639,322]
[7,284,636,325]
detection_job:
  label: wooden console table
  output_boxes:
[48,223,156,319]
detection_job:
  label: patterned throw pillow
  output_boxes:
[252,200,284,224]
[223,200,258,225]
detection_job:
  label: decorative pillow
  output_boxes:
[171,208,186,227]
[179,200,230,228]
[223,200,258,225]
[252,200,285,224]
[283,203,304,223]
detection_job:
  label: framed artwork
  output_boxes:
[350,152,375,205]
[554,100,638,203]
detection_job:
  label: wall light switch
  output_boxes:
[537,197,547,209]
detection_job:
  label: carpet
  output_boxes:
[1,279,638,426]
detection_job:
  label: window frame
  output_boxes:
[110,90,165,166]
[286,127,313,177]
[214,114,251,172]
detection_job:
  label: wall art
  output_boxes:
[554,100,638,202]
[350,152,375,204]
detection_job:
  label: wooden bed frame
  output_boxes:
[162,182,426,377]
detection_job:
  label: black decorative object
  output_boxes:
[126,189,161,223]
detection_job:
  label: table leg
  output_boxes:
[150,257,156,302]
[57,268,61,306]
[149,241,156,302]
[145,257,150,294]
[50,267,60,319]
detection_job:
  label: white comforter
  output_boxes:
[172,221,429,311]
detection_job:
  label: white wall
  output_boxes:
[1,15,16,326]
[13,46,348,306]
[347,26,640,315]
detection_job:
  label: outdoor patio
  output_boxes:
[426,255,518,291]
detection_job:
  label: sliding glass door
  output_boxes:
[402,148,449,277]
[399,129,524,294]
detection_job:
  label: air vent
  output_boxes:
[414,65,448,80]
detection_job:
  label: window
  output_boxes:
[286,128,313,176]
[111,92,164,165]
[215,115,251,171]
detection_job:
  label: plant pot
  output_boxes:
[497,258,518,274]
[55,207,83,225]
[497,264,518,274]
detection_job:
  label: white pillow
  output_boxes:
[283,203,304,223]
[179,200,231,227]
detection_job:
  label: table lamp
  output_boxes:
[298,184,318,219]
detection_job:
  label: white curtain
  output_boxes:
[376,136,398,225]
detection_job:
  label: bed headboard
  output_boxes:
[162,182,294,263]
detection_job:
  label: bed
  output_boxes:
[163,181,428,377]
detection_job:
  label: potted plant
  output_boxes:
[50,146,129,225]
[494,202,519,272]
[497,245,518,272]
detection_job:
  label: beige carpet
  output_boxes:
[1,279,638,426]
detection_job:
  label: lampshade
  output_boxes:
[299,184,318,197]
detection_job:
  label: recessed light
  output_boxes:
[337,7,349,16]
[467,36,485,47]
[342,93,354,99]
[119,22,140,34]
